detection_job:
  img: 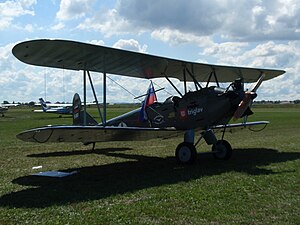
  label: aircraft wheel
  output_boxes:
[175,142,197,164]
[212,140,232,160]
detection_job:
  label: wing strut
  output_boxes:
[165,76,183,97]
[183,66,187,94]
[82,69,107,126]
[87,70,104,123]
[103,72,107,126]
[185,66,202,90]
[83,69,87,125]
[206,69,220,87]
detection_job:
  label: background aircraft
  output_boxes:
[0,103,19,117]
[0,106,8,117]
[34,98,96,115]
[34,98,72,114]
[13,39,285,164]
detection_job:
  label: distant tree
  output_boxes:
[294,100,300,104]
[28,101,35,106]
[3,100,9,104]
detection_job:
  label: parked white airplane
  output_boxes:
[0,103,19,117]
[34,98,72,114]
[34,98,96,115]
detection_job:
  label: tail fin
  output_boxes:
[39,98,48,112]
[139,81,157,121]
[72,93,97,126]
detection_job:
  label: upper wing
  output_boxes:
[12,39,285,83]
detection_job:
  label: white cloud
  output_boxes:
[0,17,12,30]
[113,39,147,53]
[0,0,36,30]
[77,9,136,37]
[51,22,65,30]
[116,0,300,41]
[151,28,214,47]
[56,0,96,21]
[0,42,82,103]
[74,0,299,46]
[0,42,43,102]
[88,40,105,46]
[201,40,300,100]
[203,42,248,57]
[24,24,34,32]
[2,1,299,102]
[0,43,16,73]
[117,0,224,36]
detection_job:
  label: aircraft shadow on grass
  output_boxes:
[0,148,299,208]
[27,147,132,157]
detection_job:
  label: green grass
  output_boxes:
[0,106,299,224]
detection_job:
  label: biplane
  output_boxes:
[12,39,285,164]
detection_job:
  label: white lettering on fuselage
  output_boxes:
[188,107,203,116]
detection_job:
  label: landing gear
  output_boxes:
[212,140,232,160]
[174,128,233,164]
[175,142,197,164]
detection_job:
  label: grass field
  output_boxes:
[0,105,299,224]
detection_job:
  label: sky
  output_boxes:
[0,0,299,103]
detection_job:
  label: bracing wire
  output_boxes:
[106,75,139,101]
[151,80,173,96]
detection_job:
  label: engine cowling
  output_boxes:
[233,74,265,119]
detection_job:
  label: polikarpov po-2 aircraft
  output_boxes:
[13,39,285,164]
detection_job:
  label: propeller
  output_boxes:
[233,74,265,119]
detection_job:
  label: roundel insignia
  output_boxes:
[118,121,127,127]
[153,115,164,124]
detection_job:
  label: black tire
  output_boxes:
[212,140,232,160]
[175,142,197,164]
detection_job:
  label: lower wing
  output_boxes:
[16,121,269,143]
[16,126,181,143]
[212,121,269,129]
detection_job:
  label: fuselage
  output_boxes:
[105,87,242,130]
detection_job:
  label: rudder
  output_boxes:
[72,93,98,126]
